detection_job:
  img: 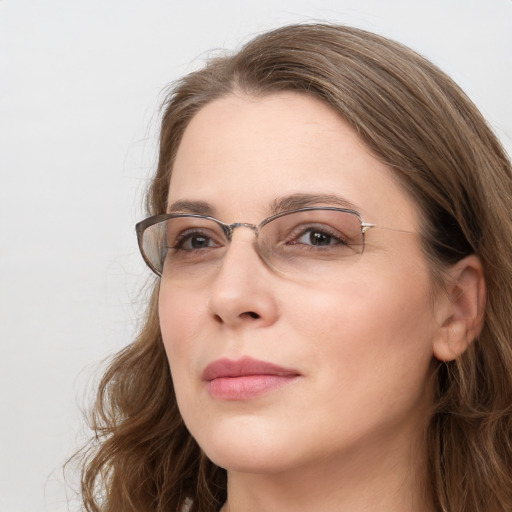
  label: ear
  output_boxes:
[433,255,486,362]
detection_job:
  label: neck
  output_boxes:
[220,431,435,512]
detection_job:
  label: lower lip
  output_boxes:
[207,374,299,400]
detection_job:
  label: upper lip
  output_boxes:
[202,356,300,381]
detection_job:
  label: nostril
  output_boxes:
[213,311,260,322]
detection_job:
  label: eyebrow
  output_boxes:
[269,193,361,215]
[167,200,216,216]
[167,193,362,217]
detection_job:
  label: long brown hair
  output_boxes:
[78,24,512,512]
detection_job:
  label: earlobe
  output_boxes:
[432,255,486,362]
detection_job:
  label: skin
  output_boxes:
[159,92,452,512]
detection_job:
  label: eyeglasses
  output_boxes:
[135,207,413,279]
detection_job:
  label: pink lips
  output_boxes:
[202,357,300,400]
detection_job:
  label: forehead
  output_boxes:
[168,92,419,228]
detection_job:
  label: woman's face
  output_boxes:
[159,92,444,475]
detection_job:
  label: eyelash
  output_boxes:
[284,224,349,247]
[166,223,354,253]
[171,229,220,250]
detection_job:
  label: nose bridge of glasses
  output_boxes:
[223,221,276,272]
[226,222,259,240]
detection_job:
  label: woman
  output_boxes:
[79,24,512,512]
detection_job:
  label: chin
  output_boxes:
[190,418,301,474]
[206,445,296,474]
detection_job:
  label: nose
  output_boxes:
[208,229,279,327]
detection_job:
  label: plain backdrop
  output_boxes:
[1,1,511,511]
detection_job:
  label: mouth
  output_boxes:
[202,356,301,400]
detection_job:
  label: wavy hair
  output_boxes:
[78,24,512,512]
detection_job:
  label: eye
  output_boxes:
[295,228,345,247]
[288,225,349,248]
[172,229,223,251]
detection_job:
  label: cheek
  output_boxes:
[290,270,437,396]
[158,285,206,379]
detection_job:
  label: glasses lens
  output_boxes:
[139,209,364,278]
[141,216,227,276]
[259,209,363,273]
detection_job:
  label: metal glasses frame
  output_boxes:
[135,206,409,277]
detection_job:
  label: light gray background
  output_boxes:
[1,1,511,511]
